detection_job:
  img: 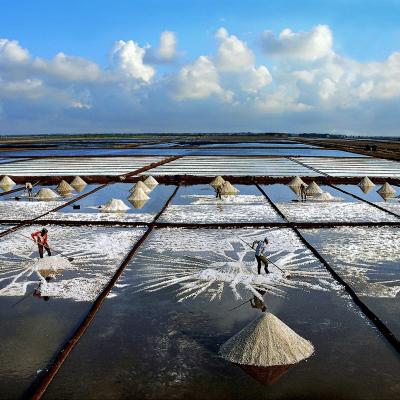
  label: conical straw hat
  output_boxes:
[358,177,375,189]
[219,312,314,367]
[377,182,396,196]
[101,198,130,213]
[128,187,150,201]
[36,188,58,200]
[210,176,225,189]
[128,199,148,209]
[130,181,151,194]
[305,181,322,196]
[0,176,16,187]
[220,181,240,195]
[288,176,305,189]
[143,176,158,188]
[70,176,87,189]
[57,180,74,194]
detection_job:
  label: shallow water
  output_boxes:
[0,224,145,398]
[301,227,400,339]
[41,227,400,400]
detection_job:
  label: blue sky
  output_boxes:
[1,0,400,135]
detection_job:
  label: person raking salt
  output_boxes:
[252,237,269,275]
[31,228,52,259]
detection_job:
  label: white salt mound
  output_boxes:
[130,181,151,194]
[219,312,314,367]
[70,176,87,188]
[29,255,73,271]
[128,187,150,201]
[288,176,306,189]
[36,188,58,200]
[220,181,240,195]
[57,180,74,194]
[305,181,322,196]
[210,176,225,189]
[377,182,396,196]
[101,198,130,213]
[358,177,375,188]
[0,176,16,186]
[144,176,158,188]
[313,192,335,201]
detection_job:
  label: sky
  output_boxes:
[1,0,400,136]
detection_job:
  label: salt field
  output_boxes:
[0,136,399,399]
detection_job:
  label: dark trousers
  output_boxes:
[256,255,269,274]
[38,244,51,258]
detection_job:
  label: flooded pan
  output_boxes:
[0,224,145,398]
[141,156,321,177]
[300,226,400,339]
[0,156,165,176]
[41,227,400,399]
[39,184,176,223]
[263,184,399,223]
[159,185,284,224]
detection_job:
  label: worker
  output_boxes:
[300,183,307,202]
[31,228,51,259]
[25,182,33,198]
[252,237,269,274]
[215,185,222,200]
[250,290,267,312]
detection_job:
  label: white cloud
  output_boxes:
[33,53,103,82]
[215,27,255,71]
[174,55,233,101]
[111,40,155,82]
[156,31,177,61]
[0,39,30,64]
[260,25,333,61]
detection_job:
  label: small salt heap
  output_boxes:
[36,188,58,200]
[358,176,375,194]
[377,182,397,200]
[210,176,225,189]
[219,312,314,367]
[70,176,87,192]
[305,181,322,196]
[143,176,158,189]
[100,198,130,213]
[220,181,240,196]
[313,191,335,201]
[0,175,16,190]
[57,180,74,195]
[130,181,151,194]
[288,176,306,189]
[128,187,149,209]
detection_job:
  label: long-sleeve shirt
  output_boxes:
[252,240,266,256]
[31,231,48,246]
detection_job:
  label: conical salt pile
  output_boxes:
[128,187,150,201]
[210,176,225,189]
[314,192,334,201]
[220,181,240,195]
[288,176,305,189]
[36,188,58,200]
[358,177,375,189]
[144,176,158,189]
[70,176,87,190]
[57,180,74,194]
[377,182,396,196]
[100,198,130,213]
[305,181,322,196]
[130,181,151,194]
[0,175,16,188]
[219,312,314,367]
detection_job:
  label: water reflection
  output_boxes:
[239,363,294,386]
